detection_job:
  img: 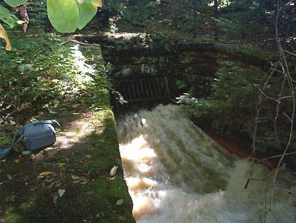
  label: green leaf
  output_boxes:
[47,0,80,33]
[58,189,66,197]
[116,199,124,206]
[76,2,97,30]
[4,0,28,8]
[22,151,31,155]
[0,5,18,28]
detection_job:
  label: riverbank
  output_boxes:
[0,38,135,223]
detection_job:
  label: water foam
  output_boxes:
[117,104,296,222]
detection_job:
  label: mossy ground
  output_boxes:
[0,35,135,223]
[0,95,135,223]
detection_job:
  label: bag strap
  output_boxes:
[22,120,61,129]
[0,119,60,159]
[0,130,24,159]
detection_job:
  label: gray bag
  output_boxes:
[0,120,60,159]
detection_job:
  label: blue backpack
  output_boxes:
[0,120,60,159]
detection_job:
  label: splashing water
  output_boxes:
[117,104,296,223]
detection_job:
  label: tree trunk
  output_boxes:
[193,9,198,37]
[214,0,218,41]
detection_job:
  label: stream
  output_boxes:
[117,104,296,223]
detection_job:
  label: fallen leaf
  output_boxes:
[72,104,79,108]
[38,171,54,179]
[14,159,20,164]
[109,176,117,181]
[80,179,89,185]
[22,151,31,155]
[71,175,80,180]
[86,154,92,159]
[6,104,12,109]
[110,166,118,177]
[10,120,16,126]
[7,175,12,180]
[39,171,54,176]
[116,199,124,206]
[58,189,66,197]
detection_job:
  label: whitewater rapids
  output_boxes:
[117,104,296,223]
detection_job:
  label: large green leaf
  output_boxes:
[0,5,18,28]
[47,0,80,33]
[76,2,97,30]
[4,0,28,8]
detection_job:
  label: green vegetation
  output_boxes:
[0,0,102,34]
[0,31,109,141]
[176,51,296,168]
[176,60,265,138]
[0,30,134,222]
[0,0,296,221]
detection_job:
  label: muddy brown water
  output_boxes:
[117,104,296,223]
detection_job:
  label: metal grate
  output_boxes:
[112,76,170,109]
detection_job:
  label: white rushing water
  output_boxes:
[117,104,296,223]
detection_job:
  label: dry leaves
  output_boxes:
[37,171,54,179]
[86,154,92,159]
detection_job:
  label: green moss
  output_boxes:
[1,207,23,223]
[0,33,134,223]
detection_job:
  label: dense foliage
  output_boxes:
[99,0,295,49]
[1,0,295,163]
[0,31,110,148]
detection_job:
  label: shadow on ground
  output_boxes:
[0,100,135,223]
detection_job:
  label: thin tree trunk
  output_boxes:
[193,8,198,37]
[214,0,218,41]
